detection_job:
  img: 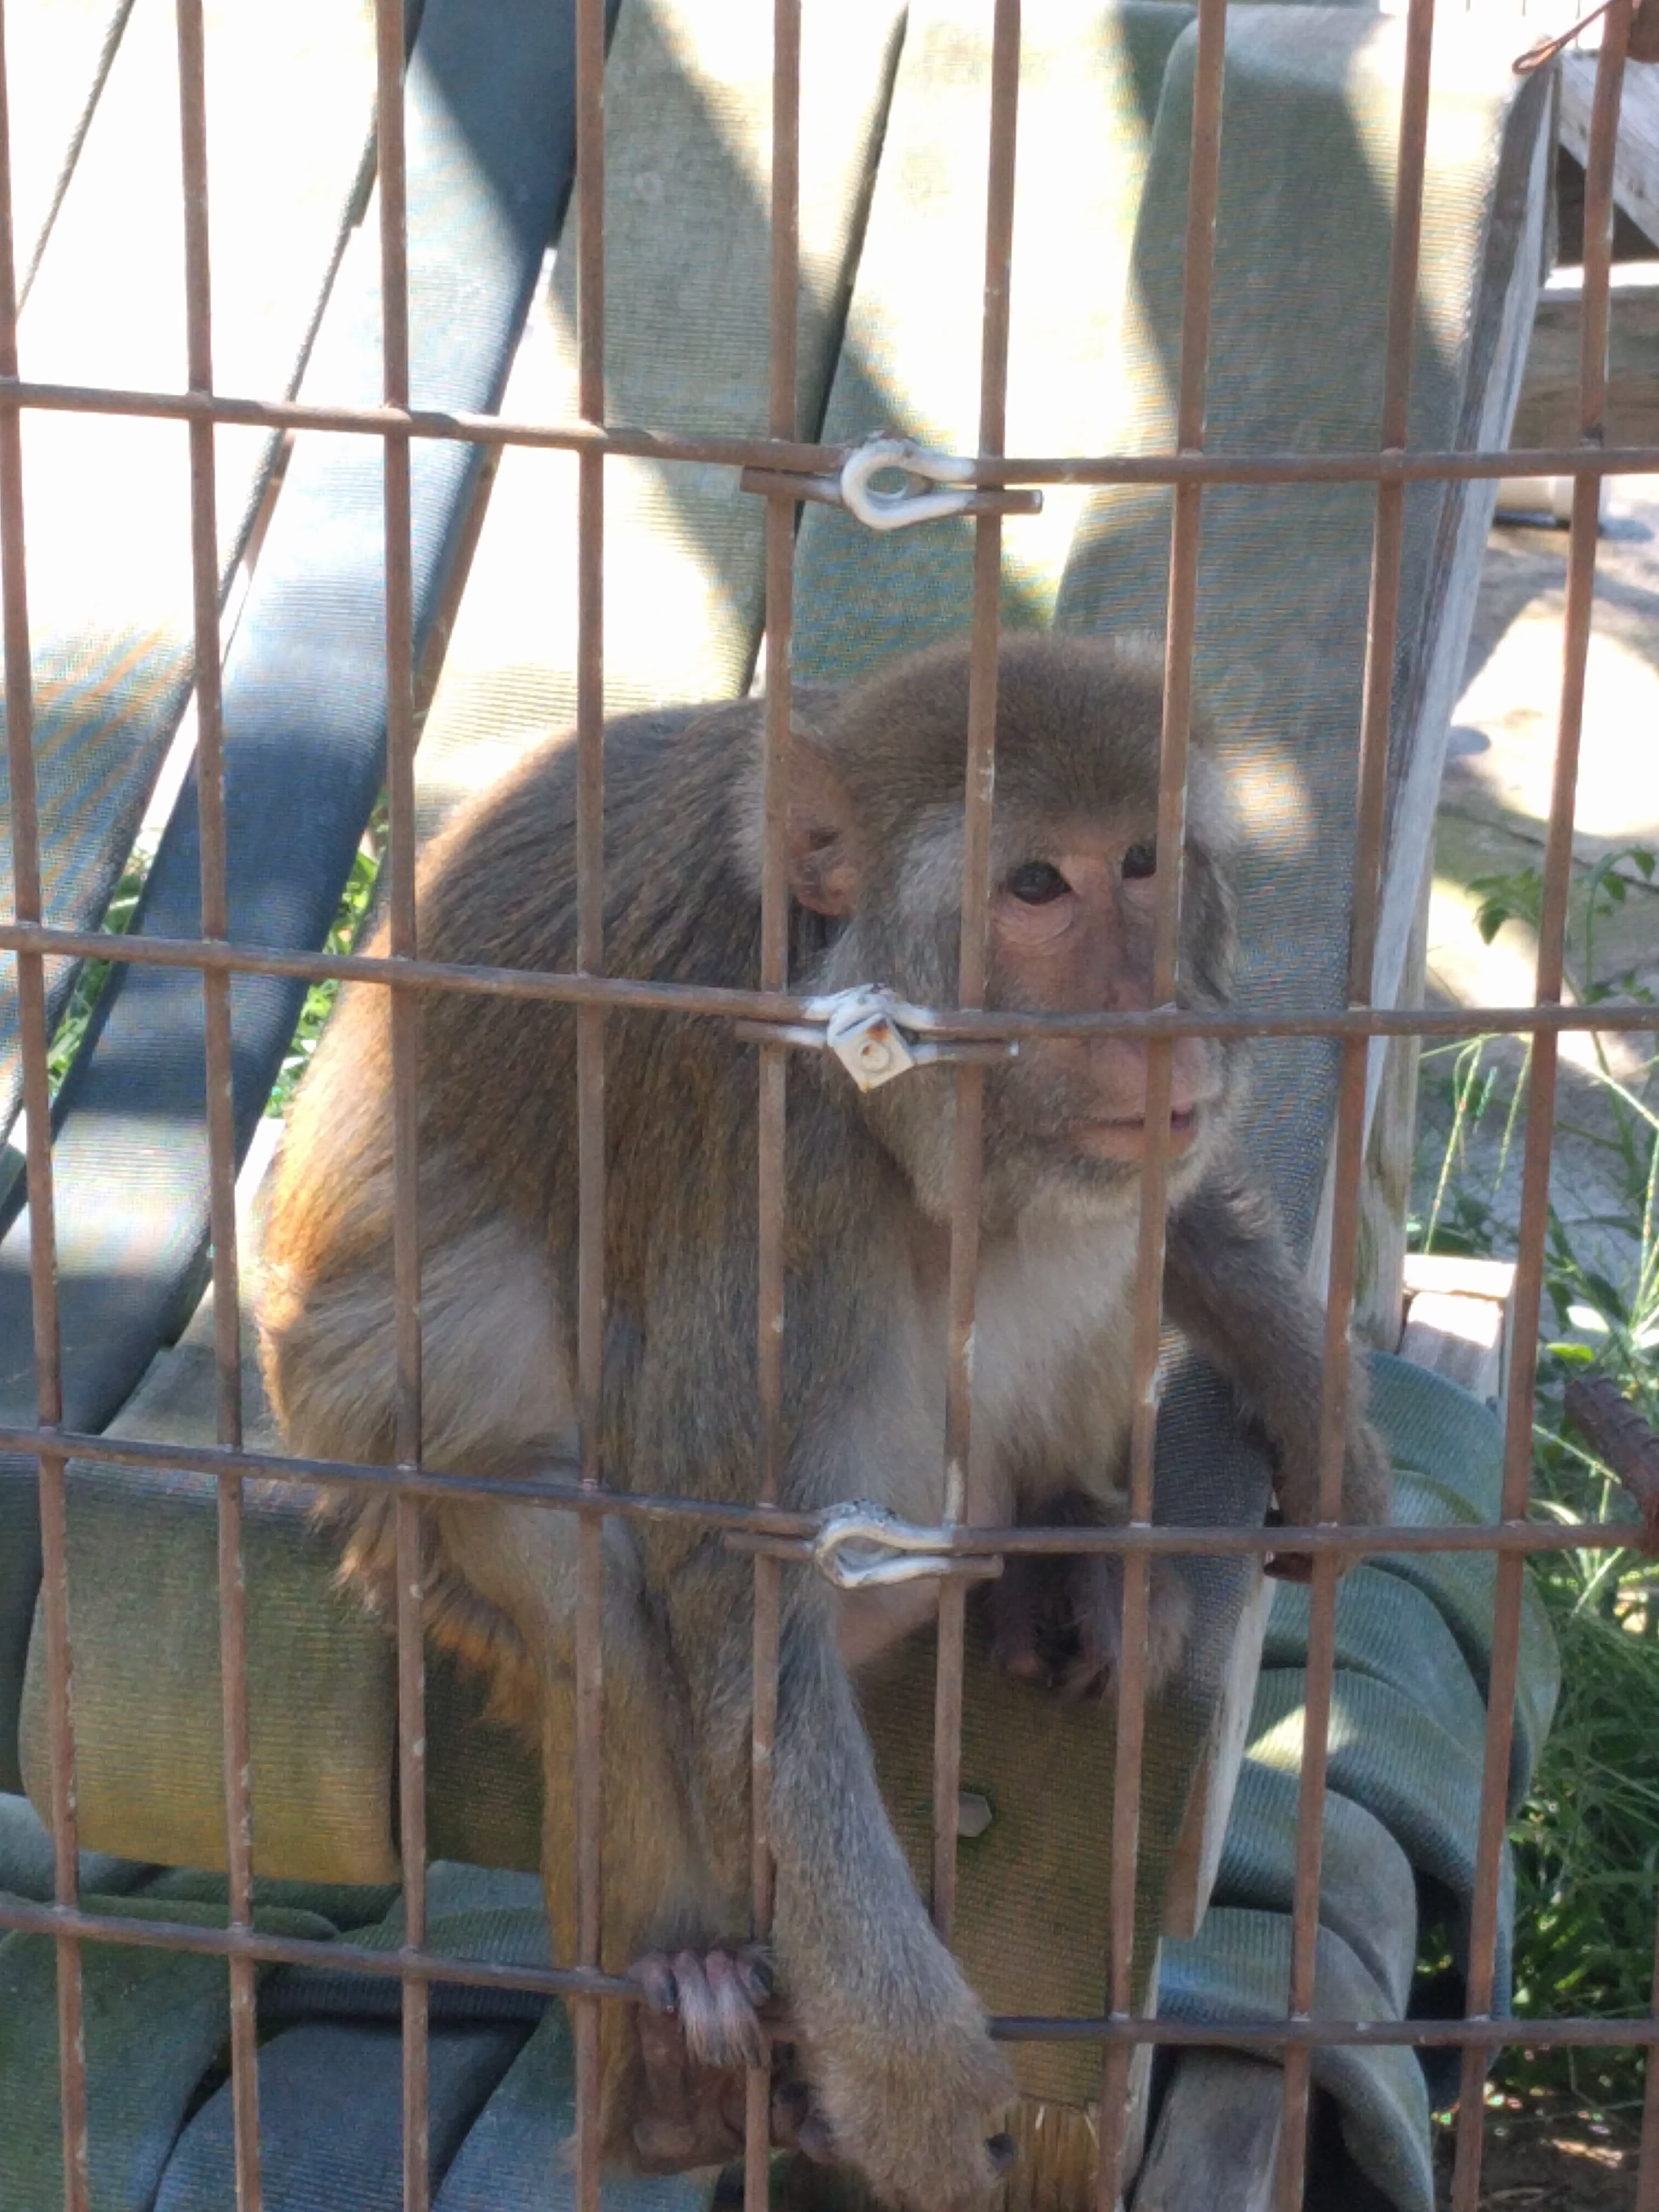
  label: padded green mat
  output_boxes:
[411,0,907,836]
[0,1833,712,2212]
[1161,1358,1558,2212]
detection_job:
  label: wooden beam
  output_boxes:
[1399,1254,1517,1408]
[1131,2055,1284,2212]
[1559,53,1659,250]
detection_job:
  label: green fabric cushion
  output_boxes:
[790,0,1195,682]
[1209,1759,1418,2012]
[0,1893,337,2212]
[411,0,907,836]
[1160,1908,1435,2212]
[19,1460,398,1884]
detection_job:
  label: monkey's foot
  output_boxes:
[627,1946,834,2172]
[990,1550,1192,1703]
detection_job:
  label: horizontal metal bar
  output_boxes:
[739,463,1043,518]
[0,374,1656,486]
[4,1420,1645,1558]
[0,919,1652,1040]
[988,2016,1659,2051]
[0,1897,638,1999]
[0,1897,1654,2053]
[0,1423,815,1534]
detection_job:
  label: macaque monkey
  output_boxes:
[257,634,1390,2210]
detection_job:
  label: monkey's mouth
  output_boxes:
[1069,1108,1199,1162]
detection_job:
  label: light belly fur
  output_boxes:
[834,1200,1141,1672]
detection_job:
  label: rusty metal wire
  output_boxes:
[172,0,262,2201]
[7,0,1656,2207]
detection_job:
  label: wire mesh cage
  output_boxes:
[0,0,1654,2209]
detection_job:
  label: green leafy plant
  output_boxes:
[266,799,387,1117]
[1412,844,1659,2115]
[45,849,152,1094]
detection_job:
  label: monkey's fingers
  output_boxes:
[670,1948,771,2072]
[1262,1506,1316,1583]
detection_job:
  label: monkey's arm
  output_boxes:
[1163,1167,1392,1533]
[654,1551,1012,2209]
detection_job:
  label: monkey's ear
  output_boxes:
[787,728,861,917]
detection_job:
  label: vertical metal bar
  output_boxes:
[572,5,607,2211]
[933,0,1020,1946]
[372,3,428,2205]
[1274,1,1433,2200]
[746,1,800,2204]
[174,0,261,2202]
[0,6,87,2206]
[1094,2,1224,2200]
[1451,10,1629,2204]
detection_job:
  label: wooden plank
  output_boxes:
[1400,1254,1519,1301]
[1130,2054,1284,2212]
[1399,1255,1517,1409]
[1500,262,1659,520]
[1354,852,1434,1349]
[1560,53,1659,249]
[1163,1571,1274,1943]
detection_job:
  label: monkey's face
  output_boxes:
[984,817,1223,1163]
[776,632,1242,1225]
[968,811,1237,1215]
[824,804,1239,1228]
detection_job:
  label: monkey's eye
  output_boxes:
[1122,840,1157,881]
[1007,860,1070,905]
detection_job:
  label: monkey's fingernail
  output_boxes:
[737,1954,774,2005]
[986,2134,1017,2174]
[630,1955,678,2012]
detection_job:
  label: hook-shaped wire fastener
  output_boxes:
[811,1503,1003,1590]
[739,432,1041,529]
[734,985,1017,1090]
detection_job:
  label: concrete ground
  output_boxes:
[1413,460,1659,1298]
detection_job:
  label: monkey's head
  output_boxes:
[768,633,1242,1226]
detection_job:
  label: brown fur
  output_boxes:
[257,634,1390,2210]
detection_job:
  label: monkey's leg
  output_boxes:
[988,1491,1192,1701]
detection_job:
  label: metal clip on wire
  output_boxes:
[739,432,1042,529]
[734,985,1017,1088]
[811,1502,1002,1590]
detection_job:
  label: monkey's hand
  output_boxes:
[1266,1398,1392,1582]
[624,1945,838,2172]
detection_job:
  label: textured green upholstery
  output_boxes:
[790,0,1195,679]
[1163,1359,1558,2211]
[0,1825,713,2212]
[0,1889,338,2212]
[411,0,909,836]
